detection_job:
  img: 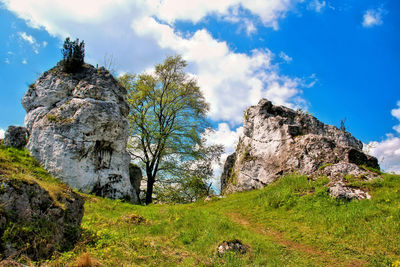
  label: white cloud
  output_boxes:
[366,136,400,174]
[42,41,48,47]
[18,31,35,44]
[366,102,400,174]
[0,129,5,139]
[279,51,292,63]
[362,8,385,28]
[133,17,304,124]
[5,58,10,64]
[147,0,302,29]
[17,31,42,54]
[308,0,326,13]
[391,101,400,120]
[2,0,308,125]
[22,59,27,64]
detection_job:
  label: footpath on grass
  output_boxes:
[227,212,367,267]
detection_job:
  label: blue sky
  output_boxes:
[0,0,399,173]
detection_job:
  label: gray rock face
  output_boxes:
[129,164,142,202]
[221,99,380,196]
[3,126,28,149]
[217,239,249,257]
[22,63,136,201]
[0,177,84,260]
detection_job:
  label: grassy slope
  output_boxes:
[0,144,73,208]
[1,146,399,266]
[52,174,400,266]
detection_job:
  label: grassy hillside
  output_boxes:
[55,177,400,266]
[1,145,400,266]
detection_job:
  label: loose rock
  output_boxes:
[0,177,84,261]
[217,239,249,256]
[3,126,28,149]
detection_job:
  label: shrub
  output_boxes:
[61,37,85,73]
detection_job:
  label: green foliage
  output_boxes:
[120,55,222,204]
[61,37,85,73]
[318,163,333,170]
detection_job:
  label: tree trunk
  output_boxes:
[145,172,155,205]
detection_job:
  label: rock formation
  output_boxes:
[22,63,136,201]
[129,164,142,202]
[3,126,28,149]
[221,99,379,198]
[0,177,84,260]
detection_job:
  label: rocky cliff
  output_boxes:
[22,63,136,201]
[221,99,379,197]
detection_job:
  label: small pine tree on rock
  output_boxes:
[61,37,85,73]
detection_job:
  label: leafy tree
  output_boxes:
[154,138,223,203]
[119,55,222,204]
[61,37,85,73]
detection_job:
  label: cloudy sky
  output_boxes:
[0,0,399,174]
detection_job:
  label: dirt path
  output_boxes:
[227,212,366,267]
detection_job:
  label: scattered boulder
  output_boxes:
[0,177,84,261]
[129,164,142,202]
[318,162,379,181]
[221,99,380,196]
[22,63,136,201]
[328,181,371,200]
[217,239,249,256]
[3,126,28,149]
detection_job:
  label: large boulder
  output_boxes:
[22,63,136,201]
[0,177,84,260]
[129,164,142,202]
[3,126,28,149]
[221,99,380,195]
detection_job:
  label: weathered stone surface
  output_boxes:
[328,181,371,200]
[129,164,142,202]
[318,162,379,181]
[221,99,380,195]
[3,126,28,149]
[22,63,136,201]
[217,239,249,256]
[0,177,84,260]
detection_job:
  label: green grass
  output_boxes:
[47,174,400,266]
[0,144,72,207]
[2,145,400,266]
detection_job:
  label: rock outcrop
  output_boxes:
[22,63,136,201]
[0,177,84,260]
[129,164,142,202]
[3,126,28,149]
[221,99,379,197]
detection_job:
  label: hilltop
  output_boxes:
[1,144,400,266]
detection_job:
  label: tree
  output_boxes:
[119,55,222,204]
[61,37,85,73]
[154,138,223,203]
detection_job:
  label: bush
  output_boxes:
[61,37,85,73]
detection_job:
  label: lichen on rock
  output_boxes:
[0,177,84,261]
[22,63,136,201]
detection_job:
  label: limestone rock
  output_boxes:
[328,181,371,200]
[22,63,136,201]
[0,177,84,260]
[221,99,380,195]
[3,126,28,149]
[129,164,142,202]
[217,239,249,256]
